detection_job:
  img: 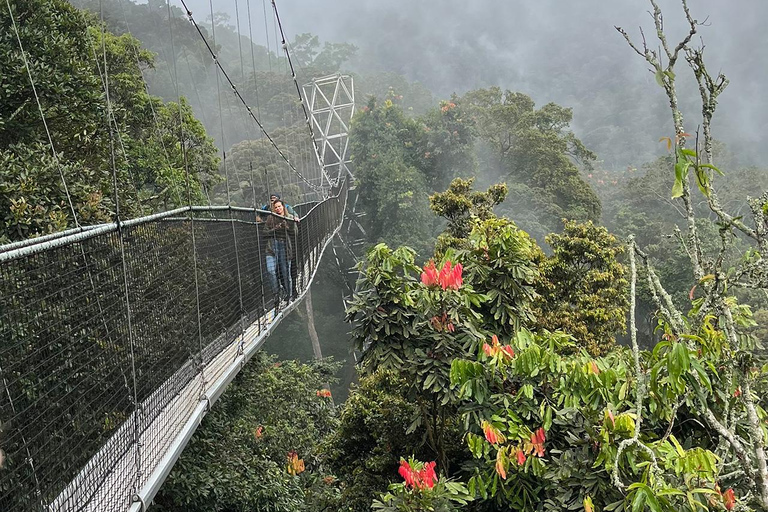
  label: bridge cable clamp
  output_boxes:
[132,493,148,512]
[200,393,211,412]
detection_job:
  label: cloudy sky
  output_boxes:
[172,0,767,166]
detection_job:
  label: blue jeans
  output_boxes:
[266,239,291,300]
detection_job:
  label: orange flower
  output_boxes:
[723,488,736,510]
[316,389,332,398]
[515,448,526,465]
[495,450,507,479]
[287,451,305,475]
[482,420,505,445]
[253,425,264,439]
[528,428,546,457]
[483,335,515,360]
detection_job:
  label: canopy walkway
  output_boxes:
[0,182,348,510]
[0,0,360,507]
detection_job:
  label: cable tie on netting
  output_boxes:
[200,394,211,412]
[131,493,148,512]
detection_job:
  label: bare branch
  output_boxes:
[742,376,768,509]
[615,25,646,58]
[614,237,661,490]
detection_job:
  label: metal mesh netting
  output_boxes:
[0,182,347,511]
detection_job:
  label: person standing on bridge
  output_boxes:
[261,193,297,217]
[264,199,297,306]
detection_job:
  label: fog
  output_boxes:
[176,0,768,169]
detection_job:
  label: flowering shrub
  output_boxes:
[372,458,471,512]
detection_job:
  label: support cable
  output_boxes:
[261,0,272,72]
[81,16,146,212]
[115,0,185,208]
[5,0,79,227]
[98,0,142,498]
[176,0,321,193]
[270,0,329,193]
[165,0,208,406]
[207,0,247,354]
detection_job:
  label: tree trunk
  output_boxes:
[300,288,335,405]
[304,287,323,360]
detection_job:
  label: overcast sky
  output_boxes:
[171,0,768,166]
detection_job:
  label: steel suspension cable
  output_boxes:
[175,0,321,193]
[97,0,142,500]
[5,0,80,228]
[207,0,247,347]
[116,0,185,209]
[82,17,146,212]
[165,0,208,405]
[270,0,328,191]
[261,0,272,72]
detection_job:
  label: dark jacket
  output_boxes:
[264,212,297,259]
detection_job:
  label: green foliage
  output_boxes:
[349,98,435,256]
[457,217,542,336]
[535,220,629,356]
[461,87,601,242]
[0,0,217,241]
[153,353,341,512]
[323,370,432,512]
[448,326,745,512]
[429,177,508,254]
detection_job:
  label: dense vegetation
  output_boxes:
[2,0,767,511]
[0,0,217,242]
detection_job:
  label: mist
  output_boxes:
[178,0,768,169]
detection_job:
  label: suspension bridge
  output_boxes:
[0,0,357,510]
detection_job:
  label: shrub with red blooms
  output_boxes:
[373,457,471,511]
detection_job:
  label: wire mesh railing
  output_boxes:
[0,181,347,511]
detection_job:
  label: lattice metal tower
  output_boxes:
[303,74,355,189]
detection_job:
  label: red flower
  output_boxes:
[723,488,736,510]
[422,259,463,290]
[316,389,332,398]
[482,420,505,444]
[438,261,463,290]
[734,387,742,397]
[421,461,437,489]
[398,459,438,490]
[500,345,515,359]
[398,460,416,488]
[482,343,494,357]
[515,448,526,465]
[421,260,439,286]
